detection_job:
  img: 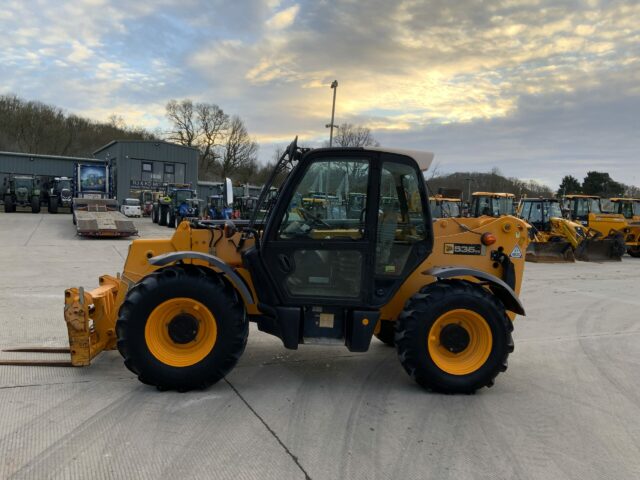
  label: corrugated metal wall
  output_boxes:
[0,152,101,197]
[94,141,199,203]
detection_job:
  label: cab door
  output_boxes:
[262,152,373,307]
[261,151,432,309]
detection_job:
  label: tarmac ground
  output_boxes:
[1,212,639,479]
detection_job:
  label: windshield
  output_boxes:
[58,180,71,190]
[475,196,514,216]
[600,198,614,213]
[438,200,460,217]
[619,201,640,218]
[14,178,33,189]
[124,199,140,206]
[429,200,442,218]
[175,190,193,203]
[547,201,562,218]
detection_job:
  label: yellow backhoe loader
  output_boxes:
[610,198,640,257]
[2,140,529,394]
[563,195,630,259]
[517,198,621,262]
[429,195,462,218]
[470,192,515,217]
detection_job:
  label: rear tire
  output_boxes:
[49,197,59,214]
[396,280,513,394]
[4,196,13,213]
[167,210,175,228]
[116,266,248,391]
[628,248,640,258]
[31,196,40,213]
[152,205,158,223]
[374,320,396,346]
[158,205,167,226]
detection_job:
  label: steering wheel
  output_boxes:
[298,207,331,229]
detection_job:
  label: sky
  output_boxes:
[0,0,638,188]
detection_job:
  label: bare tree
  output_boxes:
[166,99,197,147]
[328,123,380,147]
[219,116,258,179]
[196,103,228,176]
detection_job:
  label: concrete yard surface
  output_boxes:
[1,212,639,479]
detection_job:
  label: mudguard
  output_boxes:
[149,251,255,305]
[423,266,525,316]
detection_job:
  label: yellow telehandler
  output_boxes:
[2,141,529,394]
[517,197,621,262]
[610,198,640,257]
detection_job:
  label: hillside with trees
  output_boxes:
[427,168,554,200]
[0,94,156,157]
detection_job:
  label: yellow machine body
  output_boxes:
[565,195,640,252]
[55,214,528,366]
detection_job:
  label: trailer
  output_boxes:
[72,162,137,238]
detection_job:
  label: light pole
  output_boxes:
[326,80,338,147]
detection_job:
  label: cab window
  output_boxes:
[375,162,426,276]
[278,159,369,240]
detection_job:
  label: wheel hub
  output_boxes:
[167,314,199,344]
[439,323,470,353]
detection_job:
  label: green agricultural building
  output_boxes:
[1,140,199,204]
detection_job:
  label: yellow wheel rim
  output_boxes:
[427,309,492,375]
[145,298,217,367]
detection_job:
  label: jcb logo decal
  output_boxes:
[444,243,483,255]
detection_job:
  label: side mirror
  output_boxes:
[224,220,237,238]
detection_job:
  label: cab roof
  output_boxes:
[429,196,461,202]
[472,192,515,198]
[521,197,560,202]
[312,146,434,172]
[564,194,600,199]
[610,197,640,202]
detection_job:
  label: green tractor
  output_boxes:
[3,175,41,213]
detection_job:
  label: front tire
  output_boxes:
[396,280,513,394]
[31,196,40,213]
[116,266,248,391]
[628,248,640,258]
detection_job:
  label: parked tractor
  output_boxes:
[152,185,199,228]
[139,190,156,217]
[3,175,41,213]
[47,176,73,213]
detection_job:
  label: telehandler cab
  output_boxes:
[2,140,529,394]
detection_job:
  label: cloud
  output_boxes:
[0,0,637,187]
[265,4,300,30]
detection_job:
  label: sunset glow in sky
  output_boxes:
[1,0,638,187]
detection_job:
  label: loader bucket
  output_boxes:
[525,241,575,263]
[574,234,625,262]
